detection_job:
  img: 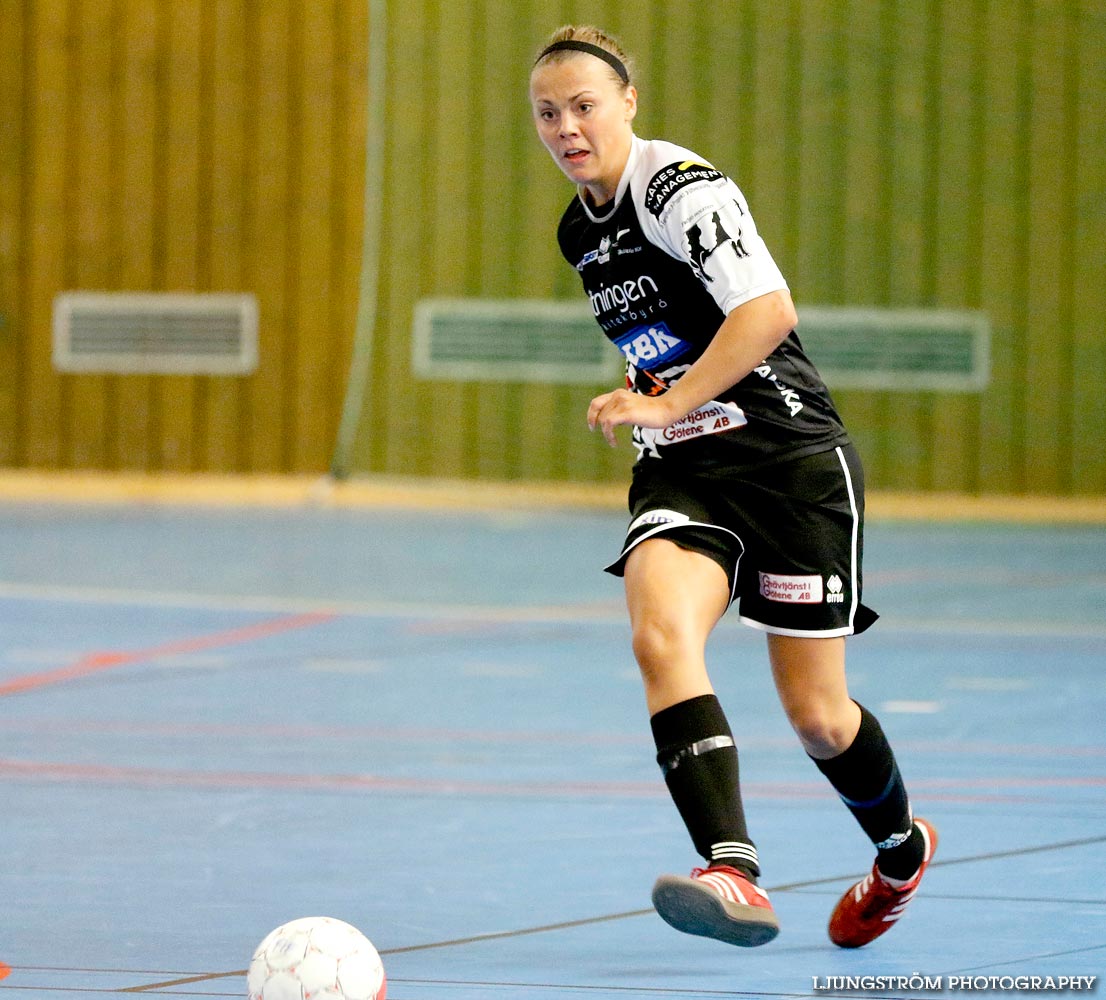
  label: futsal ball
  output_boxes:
[246,916,386,1000]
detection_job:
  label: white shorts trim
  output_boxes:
[834,445,862,633]
[605,519,743,605]
[738,615,856,639]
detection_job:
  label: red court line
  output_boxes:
[0,610,336,698]
[0,718,648,746]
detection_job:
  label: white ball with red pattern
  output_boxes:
[247,916,386,1000]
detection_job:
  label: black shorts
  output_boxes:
[605,444,878,637]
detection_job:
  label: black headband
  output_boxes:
[534,40,630,84]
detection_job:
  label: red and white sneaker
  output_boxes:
[828,817,938,948]
[652,865,780,947]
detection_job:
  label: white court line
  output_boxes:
[0,581,628,625]
[0,580,1104,639]
[881,699,943,714]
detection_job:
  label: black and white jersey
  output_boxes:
[558,135,848,471]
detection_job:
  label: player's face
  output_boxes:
[530,56,637,206]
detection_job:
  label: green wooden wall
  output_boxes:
[2,1,1104,495]
[353,0,1106,495]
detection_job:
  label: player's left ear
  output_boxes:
[624,86,638,123]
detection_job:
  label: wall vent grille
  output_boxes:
[412,298,990,392]
[53,292,258,375]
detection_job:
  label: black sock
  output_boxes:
[650,694,759,881]
[812,703,924,880]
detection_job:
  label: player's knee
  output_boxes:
[631,617,672,673]
[786,705,856,758]
[631,614,693,678]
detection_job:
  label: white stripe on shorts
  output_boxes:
[739,446,861,639]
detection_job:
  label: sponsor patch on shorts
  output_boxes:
[759,572,824,604]
[627,508,691,534]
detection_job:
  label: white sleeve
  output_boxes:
[638,159,788,315]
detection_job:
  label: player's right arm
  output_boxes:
[587,290,795,446]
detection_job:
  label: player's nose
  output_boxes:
[559,112,580,137]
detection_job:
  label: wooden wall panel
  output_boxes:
[158,0,203,471]
[243,2,292,473]
[1023,3,1076,494]
[23,2,68,468]
[795,0,846,306]
[831,0,892,476]
[0,0,25,465]
[67,0,114,469]
[294,3,333,470]
[879,0,936,492]
[929,1,984,492]
[749,5,802,276]
[0,0,367,474]
[366,0,428,477]
[1071,0,1106,494]
[977,0,1032,494]
[420,0,477,479]
[0,0,1102,497]
[203,0,248,471]
[513,5,566,483]
[464,0,508,481]
[114,0,159,471]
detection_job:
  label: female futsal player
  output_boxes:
[529,26,936,949]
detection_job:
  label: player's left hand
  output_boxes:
[587,389,676,447]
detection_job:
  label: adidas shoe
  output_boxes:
[652,865,780,947]
[828,817,938,948]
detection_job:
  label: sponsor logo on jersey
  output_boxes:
[587,274,660,317]
[576,229,644,270]
[645,160,726,218]
[686,211,749,283]
[660,401,746,442]
[752,361,804,416]
[613,322,691,368]
[759,572,824,604]
[633,400,748,460]
[826,574,845,604]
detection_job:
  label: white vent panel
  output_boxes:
[53,292,258,375]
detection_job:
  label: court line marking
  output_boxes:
[3,758,1103,804]
[0,581,626,625]
[1,580,1105,638]
[801,891,1106,905]
[0,611,335,698]
[109,833,1106,994]
[3,719,1105,759]
[947,941,1106,974]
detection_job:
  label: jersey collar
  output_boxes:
[576,134,644,224]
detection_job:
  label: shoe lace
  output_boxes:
[857,870,908,918]
[691,865,742,878]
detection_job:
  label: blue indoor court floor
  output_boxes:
[0,482,1103,998]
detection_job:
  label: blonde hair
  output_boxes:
[533,25,634,89]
